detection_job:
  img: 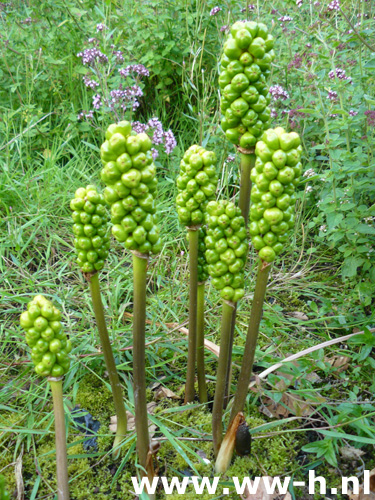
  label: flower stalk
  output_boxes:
[49,377,70,500]
[212,300,235,456]
[230,261,271,421]
[132,252,150,471]
[88,272,127,457]
[196,281,208,403]
[185,227,200,403]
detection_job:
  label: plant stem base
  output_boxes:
[49,378,69,500]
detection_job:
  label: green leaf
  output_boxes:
[319,430,375,445]
[357,224,375,235]
[341,256,364,278]
[295,108,319,115]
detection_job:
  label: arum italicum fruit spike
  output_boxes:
[20,295,71,500]
[70,185,110,274]
[100,121,162,476]
[218,128,303,473]
[70,185,127,457]
[204,200,248,457]
[219,21,274,149]
[176,145,218,403]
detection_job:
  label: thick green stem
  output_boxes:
[49,378,69,500]
[212,300,235,457]
[196,282,208,403]
[132,253,150,471]
[89,272,127,458]
[224,152,255,408]
[185,228,199,404]
[230,262,271,422]
[238,152,255,224]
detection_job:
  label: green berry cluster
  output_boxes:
[20,295,71,378]
[219,21,275,149]
[100,121,162,254]
[249,127,302,263]
[0,476,10,500]
[176,145,218,226]
[197,226,209,283]
[70,185,110,273]
[205,200,248,302]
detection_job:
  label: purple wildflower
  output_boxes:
[96,23,107,32]
[109,85,143,111]
[271,108,278,118]
[132,121,148,134]
[296,0,303,7]
[77,48,108,66]
[92,94,102,109]
[349,109,358,116]
[278,15,293,22]
[226,154,236,163]
[269,85,290,101]
[163,129,177,154]
[365,110,375,127]
[119,64,149,78]
[83,76,99,90]
[220,25,229,32]
[77,110,94,120]
[327,0,340,10]
[113,50,124,63]
[210,6,221,16]
[327,90,338,101]
[241,5,255,12]
[21,17,32,24]
[328,67,352,83]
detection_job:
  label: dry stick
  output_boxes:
[224,150,255,408]
[88,272,127,458]
[49,377,69,500]
[132,252,150,472]
[185,226,200,404]
[230,261,271,422]
[197,281,208,403]
[212,300,236,456]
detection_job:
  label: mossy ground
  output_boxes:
[3,372,370,500]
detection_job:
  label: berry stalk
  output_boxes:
[196,281,208,404]
[185,227,199,403]
[88,272,127,457]
[132,252,150,471]
[230,261,271,421]
[212,300,235,456]
[49,377,70,500]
